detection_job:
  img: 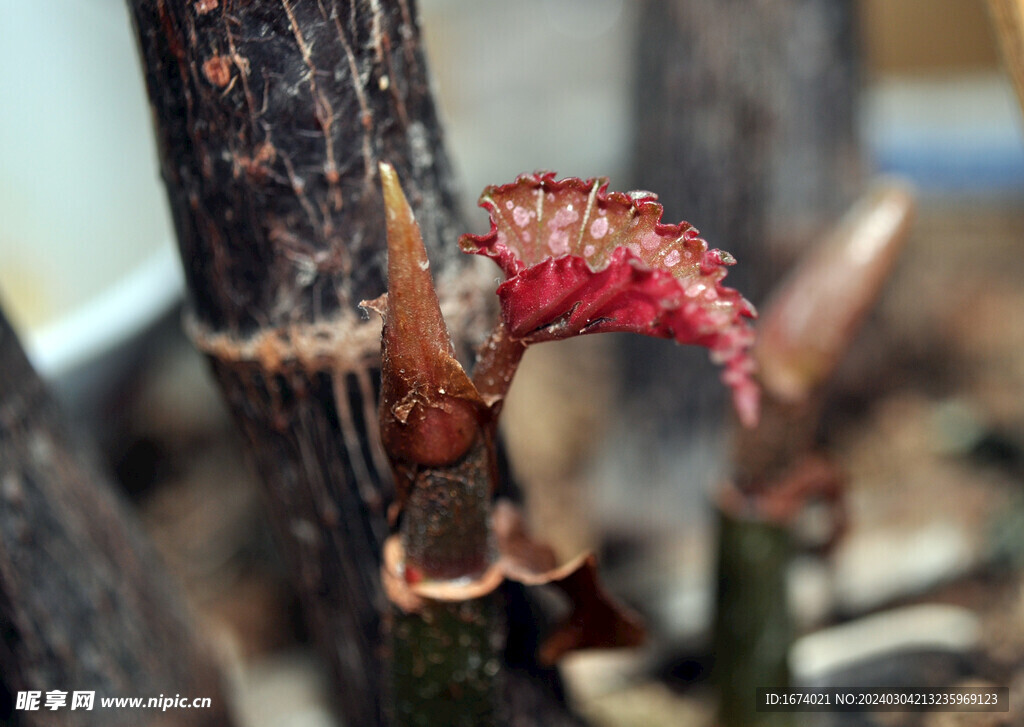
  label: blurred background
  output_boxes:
[2,0,1024,725]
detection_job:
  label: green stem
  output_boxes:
[390,436,503,725]
[713,507,793,727]
[391,597,504,727]
[713,397,815,726]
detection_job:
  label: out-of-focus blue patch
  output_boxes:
[872,143,1024,192]
[863,75,1024,194]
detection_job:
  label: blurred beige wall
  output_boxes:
[860,0,1000,73]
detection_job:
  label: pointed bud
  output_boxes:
[372,163,485,469]
[756,180,915,402]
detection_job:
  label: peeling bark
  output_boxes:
[0,312,232,727]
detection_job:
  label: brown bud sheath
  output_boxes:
[755,180,916,403]
[372,163,486,472]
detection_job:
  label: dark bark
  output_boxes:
[127,1,581,724]
[633,0,862,303]
[130,0,467,334]
[630,3,863,726]
[0,312,232,727]
[626,0,863,428]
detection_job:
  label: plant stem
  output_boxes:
[377,165,507,724]
[401,438,495,582]
[130,1,589,723]
[713,180,915,725]
[713,508,793,727]
[391,597,504,727]
[472,321,527,416]
[390,436,505,726]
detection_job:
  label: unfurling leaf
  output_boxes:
[460,173,760,426]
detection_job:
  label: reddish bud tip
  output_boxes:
[374,163,485,467]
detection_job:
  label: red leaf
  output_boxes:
[460,173,760,426]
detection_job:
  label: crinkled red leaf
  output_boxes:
[460,173,759,426]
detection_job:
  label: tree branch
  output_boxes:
[0,311,232,727]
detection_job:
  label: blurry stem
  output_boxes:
[988,0,1024,116]
[735,180,916,490]
[713,510,793,727]
[714,181,915,727]
[0,310,234,727]
[754,181,916,405]
[733,397,820,495]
